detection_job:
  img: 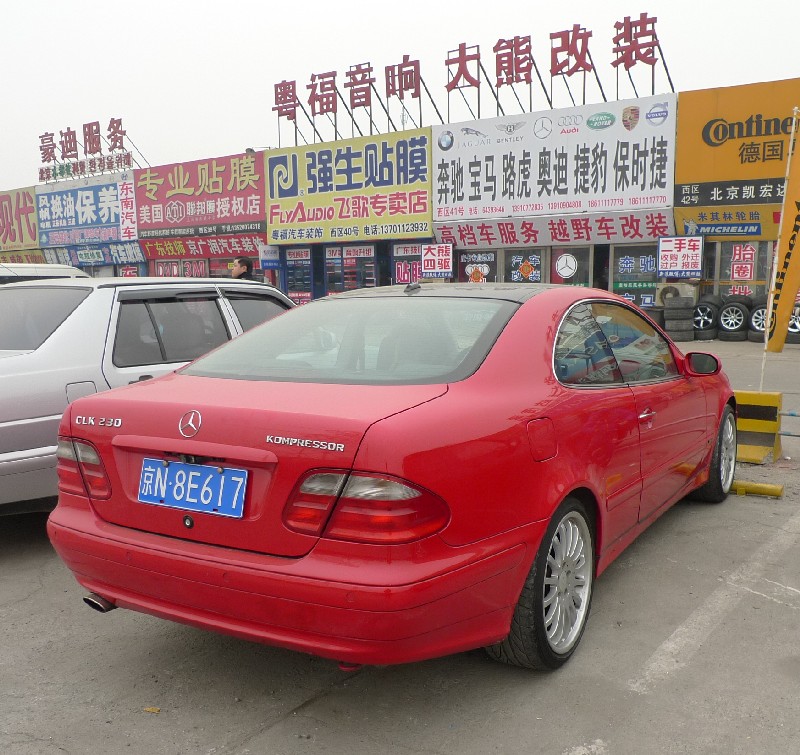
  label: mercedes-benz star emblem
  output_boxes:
[179,410,202,438]
[533,116,552,139]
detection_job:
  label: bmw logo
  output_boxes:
[438,130,455,151]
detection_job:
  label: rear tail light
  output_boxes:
[57,437,112,500]
[283,471,450,544]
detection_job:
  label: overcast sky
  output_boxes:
[2,0,797,191]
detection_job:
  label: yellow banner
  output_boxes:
[0,248,46,263]
[675,79,800,184]
[767,114,800,352]
[265,129,432,244]
[0,187,39,251]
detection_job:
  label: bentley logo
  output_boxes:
[495,121,525,135]
[179,410,202,438]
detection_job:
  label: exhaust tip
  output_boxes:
[83,592,116,613]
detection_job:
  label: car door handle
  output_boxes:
[639,409,656,422]
[129,374,153,384]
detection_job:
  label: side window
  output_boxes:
[589,301,678,383]
[151,298,230,362]
[554,304,623,386]
[225,294,289,332]
[114,296,230,366]
[113,302,163,367]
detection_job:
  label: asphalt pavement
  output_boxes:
[1,335,799,754]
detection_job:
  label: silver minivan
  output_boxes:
[0,277,293,514]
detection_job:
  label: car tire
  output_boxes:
[663,319,694,331]
[789,305,800,335]
[748,305,767,332]
[699,294,724,308]
[664,306,695,319]
[717,329,748,341]
[786,332,800,345]
[723,294,754,309]
[665,329,695,342]
[694,302,719,331]
[689,406,736,503]
[485,497,594,670]
[747,330,767,343]
[664,295,695,309]
[718,301,750,332]
[695,328,718,340]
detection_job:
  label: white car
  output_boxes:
[0,277,293,513]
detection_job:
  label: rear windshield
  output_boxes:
[0,286,91,350]
[182,296,516,384]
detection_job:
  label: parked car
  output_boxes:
[48,283,736,670]
[0,262,89,284]
[0,277,293,513]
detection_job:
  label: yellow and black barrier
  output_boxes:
[734,390,782,464]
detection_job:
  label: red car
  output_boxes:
[48,283,737,670]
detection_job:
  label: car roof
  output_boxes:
[0,276,284,293]
[320,282,566,304]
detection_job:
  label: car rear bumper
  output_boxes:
[48,504,541,665]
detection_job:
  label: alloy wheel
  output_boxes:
[542,511,593,654]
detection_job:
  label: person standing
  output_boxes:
[231,257,254,280]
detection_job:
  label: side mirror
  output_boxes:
[685,352,720,376]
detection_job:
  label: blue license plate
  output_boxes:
[138,458,248,518]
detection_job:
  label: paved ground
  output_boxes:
[2,337,799,754]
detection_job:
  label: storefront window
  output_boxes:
[505,249,544,283]
[719,240,771,298]
[458,251,497,283]
[611,244,658,308]
[550,247,591,287]
[286,248,313,304]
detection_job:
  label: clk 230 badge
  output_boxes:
[265,435,345,452]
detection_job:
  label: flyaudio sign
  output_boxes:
[432,93,676,222]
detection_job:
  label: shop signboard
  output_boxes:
[392,243,423,284]
[434,208,673,249]
[674,78,800,240]
[266,129,432,244]
[36,172,137,247]
[138,233,266,260]
[422,243,453,279]
[41,242,144,267]
[134,152,265,238]
[0,187,38,252]
[657,236,703,277]
[0,249,46,264]
[258,244,282,270]
[432,94,676,223]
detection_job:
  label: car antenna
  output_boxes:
[404,282,421,295]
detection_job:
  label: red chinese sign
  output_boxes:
[139,234,266,260]
[134,153,265,238]
[434,210,673,249]
[273,15,661,120]
[38,118,131,182]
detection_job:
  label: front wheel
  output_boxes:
[485,497,594,670]
[690,405,736,503]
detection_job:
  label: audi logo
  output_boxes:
[558,115,583,127]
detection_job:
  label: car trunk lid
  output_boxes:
[76,373,446,557]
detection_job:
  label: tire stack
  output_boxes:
[746,298,800,344]
[662,294,695,342]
